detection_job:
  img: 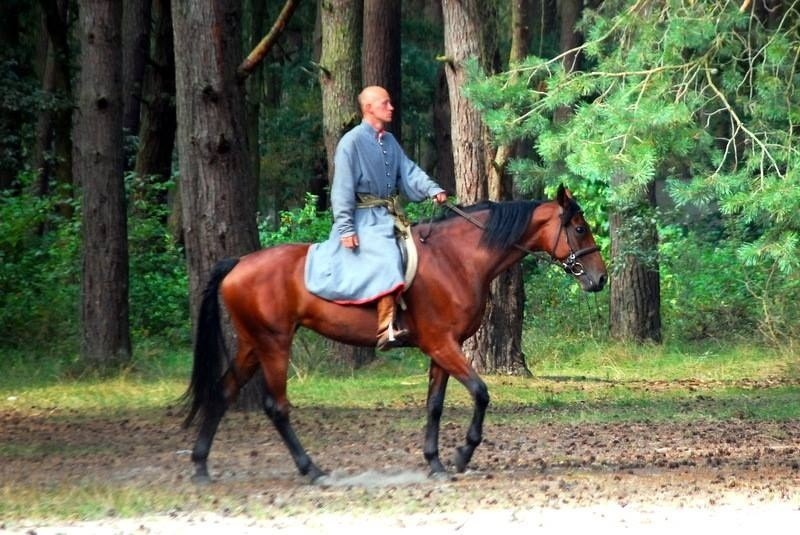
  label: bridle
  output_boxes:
[441,201,598,279]
[549,222,599,277]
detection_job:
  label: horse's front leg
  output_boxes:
[424,342,490,474]
[453,372,489,472]
[423,362,450,476]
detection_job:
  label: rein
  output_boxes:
[442,201,598,278]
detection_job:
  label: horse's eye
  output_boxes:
[575,225,587,234]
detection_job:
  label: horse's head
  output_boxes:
[540,185,607,292]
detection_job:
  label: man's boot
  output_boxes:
[376,294,409,350]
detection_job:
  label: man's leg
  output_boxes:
[376,293,408,350]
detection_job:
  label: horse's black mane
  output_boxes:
[415,196,583,250]
[417,200,542,250]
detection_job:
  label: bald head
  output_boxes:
[358,86,394,129]
[358,86,389,111]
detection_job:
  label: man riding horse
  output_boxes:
[304,86,448,349]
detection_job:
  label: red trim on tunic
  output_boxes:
[331,282,405,305]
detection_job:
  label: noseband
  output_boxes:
[443,201,598,279]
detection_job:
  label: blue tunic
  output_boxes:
[305,121,444,304]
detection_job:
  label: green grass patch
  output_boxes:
[0,339,798,524]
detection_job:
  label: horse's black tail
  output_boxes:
[182,257,240,428]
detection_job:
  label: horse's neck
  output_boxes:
[423,217,528,281]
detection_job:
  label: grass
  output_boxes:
[1,337,798,523]
[1,338,797,416]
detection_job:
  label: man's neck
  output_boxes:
[363,116,385,132]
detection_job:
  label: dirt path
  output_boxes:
[3,403,799,533]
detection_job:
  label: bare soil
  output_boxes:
[2,396,799,533]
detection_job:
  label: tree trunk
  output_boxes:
[37,0,74,217]
[319,0,374,367]
[442,0,527,375]
[133,0,176,202]
[441,0,487,203]
[362,0,401,141]
[609,174,662,343]
[74,0,131,368]
[554,0,582,124]
[121,0,151,140]
[429,1,455,194]
[172,0,261,405]
[478,0,534,377]
[244,0,266,208]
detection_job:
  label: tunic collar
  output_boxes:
[361,120,386,141]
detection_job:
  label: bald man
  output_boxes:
[305,86,448,349]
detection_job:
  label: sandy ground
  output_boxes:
[3,400,799,534]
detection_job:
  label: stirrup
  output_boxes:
[376,323,409,350]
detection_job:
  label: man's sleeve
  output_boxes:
[397,145,444,202]
[330,139,357,236]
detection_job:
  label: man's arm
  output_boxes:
[330,138,358,240]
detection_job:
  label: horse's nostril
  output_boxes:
[598,274,607,289]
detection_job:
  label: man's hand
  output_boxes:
[432,192,448,205]
[341,234,359,249]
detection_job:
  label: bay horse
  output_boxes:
[183,185,607,483]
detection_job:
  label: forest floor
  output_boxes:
[3,390,800,534]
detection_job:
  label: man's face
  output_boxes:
[369,92,394,124]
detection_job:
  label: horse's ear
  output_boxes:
[556,184,572,207]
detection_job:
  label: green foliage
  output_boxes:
[258,193,332,246]
[126,173,189,342]
[0,173,79,349]
[0,171,190,350]
[470,0,800,273]
[258,75,325,219]
[659,223,760,342]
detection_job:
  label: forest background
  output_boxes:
[1,0,798,390]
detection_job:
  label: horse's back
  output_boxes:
[219,243,311,323]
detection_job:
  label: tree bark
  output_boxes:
[319,0,375,367]
[429,1,455,194]
[133,0,176,196]
[362,0,401,141]
[172,0,261,404]
[74,0,131,368]
[244,0,266,209]
[554,0,582,124]
[442,0,527,375]
[441,0,487,203]
[121,0,151,139]
[37,0,74,216]
[609,174,662,343]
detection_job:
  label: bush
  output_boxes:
[259,193,332,246]
[0,172,191,350]
[127,173,189,343]
[0,174,80,349]
[660,221,800,346]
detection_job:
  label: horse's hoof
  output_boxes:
[429,470,453,482]
[454,446,472,473]
[311,474,331,486]
[307,466,330,485]
[191,473,212,485]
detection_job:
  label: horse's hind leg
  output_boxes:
[191,349,259,483]
[258,342,326,483]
